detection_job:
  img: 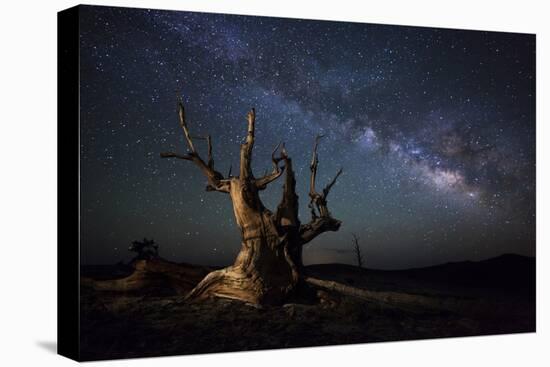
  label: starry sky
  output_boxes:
[79,5,535,269]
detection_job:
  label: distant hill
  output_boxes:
[396,253,534,290]
[306,253,535,293]
[82,254,535,298]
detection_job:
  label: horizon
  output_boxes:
[81,249,534,272]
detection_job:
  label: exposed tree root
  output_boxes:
[81,259,210,294]
[185,263,298,305]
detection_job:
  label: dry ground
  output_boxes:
[79,254,535,361]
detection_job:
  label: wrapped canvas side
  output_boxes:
[57,5,81,362]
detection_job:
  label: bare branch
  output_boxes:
[275,144,300,229]
[308,134,342,218]
[193,135,214,168]
[206,134,213,167]
[160,99,230,193]
[239,108,256,180]
[246,108,255,145]
[322,167,343,198]
[352,233,363,269]
[299,216,341,245]
[160,152,193,160]
[309,134,324,201]
[255,142,286,190]
[177,99,196,153]
[299,134,342,244]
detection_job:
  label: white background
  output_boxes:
[0,0,548,365]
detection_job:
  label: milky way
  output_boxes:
[79,5,535,269]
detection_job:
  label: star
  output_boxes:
[78,5,535,269]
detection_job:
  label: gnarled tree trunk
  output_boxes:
[161,101,342,305]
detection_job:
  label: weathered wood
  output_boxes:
[300,134,342,245]
[304,276,465,314]
[161,101,230,193]
[239,108,256,180]
[255,142,285,190]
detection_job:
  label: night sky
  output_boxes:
[79,5,535,269]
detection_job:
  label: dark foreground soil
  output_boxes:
[80,254,535,361]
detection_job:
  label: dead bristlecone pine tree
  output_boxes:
[352,233,363,270]
[161,98,343,305]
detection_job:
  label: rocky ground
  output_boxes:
[79,254,535,361]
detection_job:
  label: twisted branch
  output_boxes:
[239,108,256,180]
[300,134,342,244]
[160,99,230,193]
[256,142,286,190]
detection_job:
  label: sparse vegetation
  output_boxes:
[128,237,159,260]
